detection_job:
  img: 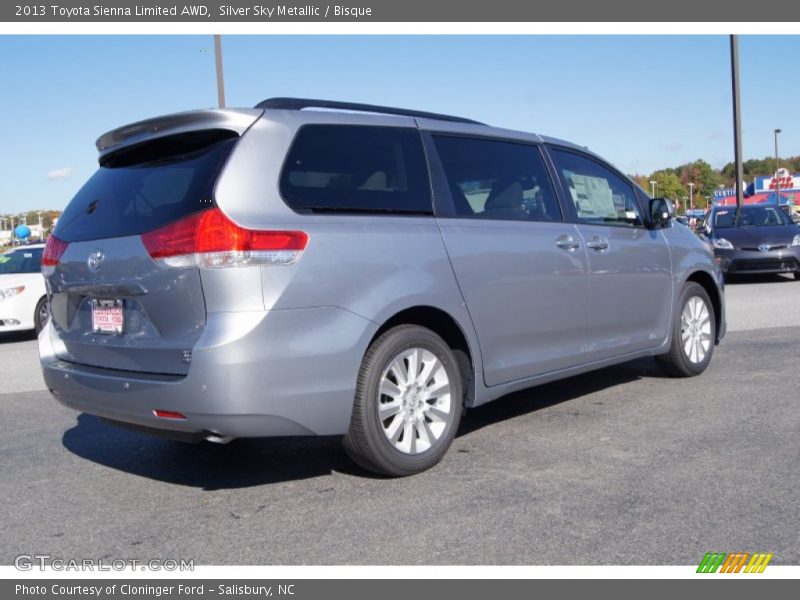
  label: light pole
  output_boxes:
[688,182,695,211]
[649,180,657,198]
[214,35,226,108]
[731,36,745,225]
[774,128,782,204]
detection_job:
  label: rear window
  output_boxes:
[54,130,238,243]
[279,125,432,214]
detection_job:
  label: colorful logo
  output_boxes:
[697,552,773,573]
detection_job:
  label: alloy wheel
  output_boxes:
[377,347,452,455]
[680,296,712,364]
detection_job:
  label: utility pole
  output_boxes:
[688,182,695,211]
[649,180,657,198]
[214,35,226,108]
[730,35,745,226]
[774,128,782,204]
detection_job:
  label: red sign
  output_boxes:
[768,176,793,189]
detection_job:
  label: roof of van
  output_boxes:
[95,98,593,164]
[254,97,589,153]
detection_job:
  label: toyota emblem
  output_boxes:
[758,243,771,253]
[87,250,104,271]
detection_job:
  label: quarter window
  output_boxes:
[432,136,561,222]
[550,149,643,228]
[280,125,432,214]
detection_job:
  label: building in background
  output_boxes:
[714,168,799,211]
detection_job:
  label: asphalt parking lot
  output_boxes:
[1,275,798,566]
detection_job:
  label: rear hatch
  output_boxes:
[45,111,260,375]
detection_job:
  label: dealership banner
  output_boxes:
[4,0,800,22]
[754,170,800,193]
[4,579,800,600]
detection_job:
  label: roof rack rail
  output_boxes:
[255,97,485,125]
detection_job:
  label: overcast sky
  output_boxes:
[1,35,798,213]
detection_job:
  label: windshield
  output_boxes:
[713,206,794,228]
[0,247,43,274]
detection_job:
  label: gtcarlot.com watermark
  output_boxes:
[14,554,194,572]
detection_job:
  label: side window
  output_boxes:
[550,148,643,228]
[279,125,432,214]
[713,210,733,228]
[432,136,561,222]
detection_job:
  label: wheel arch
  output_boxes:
[369,305,477,406]
[684,270,723,343]
[33,294,49,333]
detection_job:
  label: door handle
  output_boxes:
[555,234,580,251]
[586,236,609,251]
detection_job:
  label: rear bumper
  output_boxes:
[40,306,377,439]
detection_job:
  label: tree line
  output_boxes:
[633,155,800,210]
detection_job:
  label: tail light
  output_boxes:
[42,235,69,276]
[141,207,308,269]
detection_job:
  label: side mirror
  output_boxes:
[649,197,674,228]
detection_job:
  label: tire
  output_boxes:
[34,296,49,335]
[793,272,800,281]
[343,325,464,477]
[657,282,716,377]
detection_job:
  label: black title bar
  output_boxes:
[4,0,800,22]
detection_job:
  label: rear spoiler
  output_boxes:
[95,108,263,160]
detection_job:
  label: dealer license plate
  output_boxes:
[91,299,124,334]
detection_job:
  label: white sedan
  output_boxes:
[0,243,49,334]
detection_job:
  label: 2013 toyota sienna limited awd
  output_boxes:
[40,98,726,476]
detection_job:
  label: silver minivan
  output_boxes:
[40,98,725,476]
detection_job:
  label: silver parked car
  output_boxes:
[40,98,726,476]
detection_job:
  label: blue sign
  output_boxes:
[713,187,736,200]
[14,225,30,239]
